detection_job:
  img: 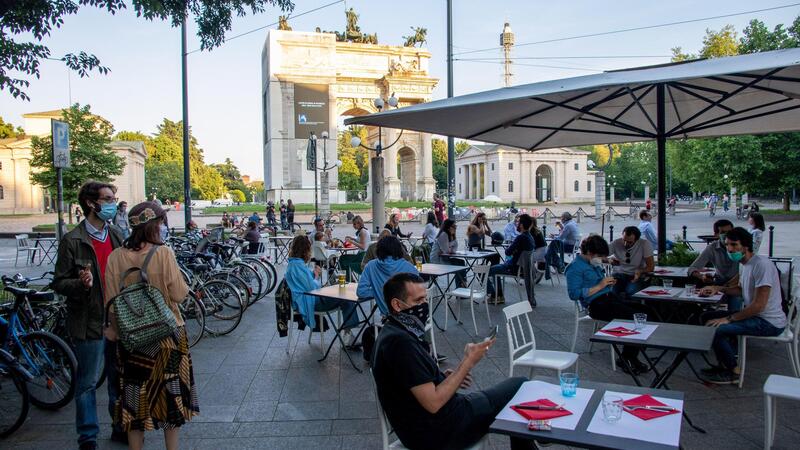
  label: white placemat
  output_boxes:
[595,321,658,341]
[495,380,594,431]
[586,391,683,447]
[677,289,724,302]
[637,287,683,298]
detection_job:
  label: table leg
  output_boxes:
[318,303,370,373]
[650,351,688,389]
[611,344,643,387]
[430,275,462,331]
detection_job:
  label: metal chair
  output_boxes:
[14,234,38,267]
[764,374,800,449]
[737,297,799,388]
[570,301,616,371]
[445,264,491,334]
[503,301,578,377]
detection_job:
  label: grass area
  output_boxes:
[32,224,78,232]
[760,209,800,215]
[202,200,514,214]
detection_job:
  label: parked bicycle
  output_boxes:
[0,348,33,437]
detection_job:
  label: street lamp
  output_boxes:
[350,93,404,233]
[312,130,342,219]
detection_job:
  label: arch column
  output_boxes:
[417,133,436,200]
[383,128,401,200]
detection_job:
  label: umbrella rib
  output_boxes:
[513,124,645,138]
[626,86,657,132]
[666,68,783,135]
[672,97,796,136]
[666,85,688,139]
[706,75,788,96]
[612,85,655,122]
[724,72,800,84]
[670,81,728,96]
[465,90,601,140]
[534,96,656,138]
[667,82,736,114]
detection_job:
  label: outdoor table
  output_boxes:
[650,266,715,280]
[632,286,723,323]
[490,376,684,450]
[305,283,375,372]
[33,237,58,266]
[445,250,496,272]
[419,263,469,331]
[269,235,294,263]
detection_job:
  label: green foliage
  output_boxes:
[337,127,369,192]
[432,138,470,189]
[0,116,23,138]
[657,242,699,267]
[699,25,739,58]
[0,1,294,101]
[29,104,124,206]
[144,160,184,202]
[229,189,246,203]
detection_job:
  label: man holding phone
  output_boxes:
[372,273,530,450]
[52,181,124,450]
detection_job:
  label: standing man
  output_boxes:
[279,200,288,230]
[52,181,124,450]
[699,227,787,384]
[113,201,130,240]
[433,193,446,226]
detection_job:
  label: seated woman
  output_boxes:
[357,236,419,316]
[362,230,413,270]
[430,219,467,286]
[385,213,411,238]
[565,234,654,374]
[466,212,492,250]
[244,221,261,254]
[285,236,359,343]
[345,215,371,251]
[421,211,439,245]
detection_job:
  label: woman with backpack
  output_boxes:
[103,201,198,450]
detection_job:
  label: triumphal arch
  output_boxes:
[261,17,439,203]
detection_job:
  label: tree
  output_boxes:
[229,189,246,203]
[145,160,184,203]
[699,25,739,58]
[211,158,242,183]
[0,116,23,138]
[29,104,124,220]
[1,1,294,101]
[337,127,369,194]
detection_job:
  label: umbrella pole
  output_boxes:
[656,84,667,257]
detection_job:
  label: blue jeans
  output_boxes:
[612,273,646,298]
[72,339,105,445]
[488,263,516,295]
[316,297,360,330]
[702,310,784,369]
[544,240,574,278]
[104,340,123,433]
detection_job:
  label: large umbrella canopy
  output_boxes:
[345,48,800,149]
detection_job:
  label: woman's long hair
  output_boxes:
[438,218,456,241]
[288,235,311,262]
[426,211,437,226]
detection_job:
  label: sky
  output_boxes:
[1,0,798,180]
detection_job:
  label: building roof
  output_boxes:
[110,140,148,158]
[22,109,66,118]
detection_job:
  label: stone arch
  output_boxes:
[397,146,417,200]
[536,165,552,202]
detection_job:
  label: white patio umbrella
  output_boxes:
[346,48,800,253]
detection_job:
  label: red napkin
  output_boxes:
[623,395,680,420]
[599,326,640,337]
[511,399,572,420]
[343,241,354,248]
[653,269,672,274]
[642,289,670,295]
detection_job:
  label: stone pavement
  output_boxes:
[1,211,799,450]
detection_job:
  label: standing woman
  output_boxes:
[748,212,766,253]
[286,199,296,226]
[466,212,492,250]
[103,202,198,450]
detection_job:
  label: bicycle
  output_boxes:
[0,348,33,437]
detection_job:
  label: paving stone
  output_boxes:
[234,420,332,437]
[273,401,339,421]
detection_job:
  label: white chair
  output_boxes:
[737,298,800,388]
[763,374,800,449]
[503,301,578,377]
[371,369,486,450]
[445,264,491,334]
[570,301,616,371]
[14,234,38,267]
[287,301,341,356]
[493,251,527,304]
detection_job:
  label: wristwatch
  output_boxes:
[727,315,735,322]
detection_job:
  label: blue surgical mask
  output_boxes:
[727,251,744,263]
[159,224,169,242]
[97,202,117,221]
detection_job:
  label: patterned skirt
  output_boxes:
[114,326,200,431]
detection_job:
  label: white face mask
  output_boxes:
[590,257,604,267]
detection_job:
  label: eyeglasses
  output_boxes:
[98,196,118,203]
[625,250,631,264]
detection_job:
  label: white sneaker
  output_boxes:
[343,329,356,347]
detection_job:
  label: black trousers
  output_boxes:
[588,294,655,360]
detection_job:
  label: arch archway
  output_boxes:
[536,165,552,202]
[397,147,417,200]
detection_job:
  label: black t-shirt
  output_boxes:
[532,229,546,249]
[372,320,464,450]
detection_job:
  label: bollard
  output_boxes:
[682,225,687,241]
[542,225,547,238]
[769,225,775,257]
[609,225,614,242]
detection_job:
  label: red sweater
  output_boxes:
[90,236,114,287]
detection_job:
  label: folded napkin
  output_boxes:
[598,326,640,337]
[623,395,680,420]
[642,289,671,295]
[653,269,672,274]
[511,398,572,421]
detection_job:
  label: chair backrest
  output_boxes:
[502,301,536,360]
[787,295,800,338]
[370,369,393,450]
[15,234,30,248]
[518,250,535,303]
[470,264,491,294]
[533,246,546,262]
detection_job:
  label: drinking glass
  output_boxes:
[685,284,696,296]
[336,271,346,287]
[662,279,673,288]
[633,313,647,330]
[602,395,624,423]
[559,373,579,397]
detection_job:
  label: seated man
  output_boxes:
[699,227,787,384]
[637,210,673,251]
[313,217,332,243]
[487,214,535,302]
[566,235,654,374]
[357,236,418,316]
[503,214,521,242]
[361,230,413,270]
[372,273,529,450]
[688,219,743,311]
[544,212,579,276]
[608,226,654,297]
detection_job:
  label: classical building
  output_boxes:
[456,145,595,204]
[261,29,439,202]
[0,110,147,214]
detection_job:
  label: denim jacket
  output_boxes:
[285,257,322,329]
[565,255,610,308]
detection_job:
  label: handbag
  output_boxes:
[105,245,178,351]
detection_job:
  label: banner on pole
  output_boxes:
[52,120,71,168]
[306,138,317,172]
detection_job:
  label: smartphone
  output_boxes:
[483,325,498,342]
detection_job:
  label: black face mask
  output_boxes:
[402,301,430,325]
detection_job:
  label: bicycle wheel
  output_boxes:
[16,331,77,410]
[244,257,277,295]
[198,280,243,336]
[209,271,251,311]
[180,292,206,347]
[229,262,264,306]
[0,365,29,438]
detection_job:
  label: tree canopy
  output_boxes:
[0,116,23,138]
[1,0,294,100]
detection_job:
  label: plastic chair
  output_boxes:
[737,298,800,388]
[14,234,38,267]
[764,374,800,448]
[287,300,341,356]
[503,301,578,377]
[445,264,491,334]
[570,301,615,371]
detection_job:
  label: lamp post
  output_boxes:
[316,130,341,219]
[350,94,403,233]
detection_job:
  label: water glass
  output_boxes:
[633,313,648,330]
[662,279,673,288]
[601,395,624,423]
[559,372,579,397]
[336,271,346,287]
[685,284,696,296]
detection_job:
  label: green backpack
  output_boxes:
[105,245,178,351]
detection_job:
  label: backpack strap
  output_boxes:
[139,244,160,284]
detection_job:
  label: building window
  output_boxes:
[262,91,269,142]
[0,162,3,170]
[508,180,514,192]
[574,163,579,170]
[574,180,579,192]
[587,180,592,191]
[458,183,462,193]
[508,162,513,170]
[491,181,495,192]
[458,167,461,174]
[0,185,4,199]
[491,163,494,170]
